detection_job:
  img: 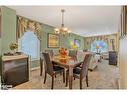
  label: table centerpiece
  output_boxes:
[59,48,67,63]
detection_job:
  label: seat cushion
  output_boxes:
[53,66,64,71]
[73,67,81,74]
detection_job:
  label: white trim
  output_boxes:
[30,66,40,71]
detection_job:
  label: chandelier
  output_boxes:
[54,9,71,36]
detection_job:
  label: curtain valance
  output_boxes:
[86,34,117,51]
[17,16,42,40]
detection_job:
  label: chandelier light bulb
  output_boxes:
[54,28,59,31]
[63,27,68,31]
[68,30,71,33]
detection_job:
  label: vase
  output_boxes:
[11,49,16,55]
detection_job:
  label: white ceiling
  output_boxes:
[8,6,121,37]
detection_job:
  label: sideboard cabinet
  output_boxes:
[109,51,117,65]
[2,55,29,88]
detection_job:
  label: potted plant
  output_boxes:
[9,43,18,54]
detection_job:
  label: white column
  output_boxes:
[119,36,127,88]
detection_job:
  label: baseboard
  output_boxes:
[30,66,40,71]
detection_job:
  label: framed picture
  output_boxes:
[47,33,60,48]
[74,39,81,48]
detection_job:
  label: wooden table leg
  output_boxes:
[69,67,73,89]
[40,58,43,76]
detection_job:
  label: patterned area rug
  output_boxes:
[13,60,119,89]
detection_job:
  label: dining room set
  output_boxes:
[40,48,93,89]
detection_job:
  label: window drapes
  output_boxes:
[89,36,109,47]
[85,34,117,51]
[91,40,108,53]
[120,6,127,38]
[17,16,42,40]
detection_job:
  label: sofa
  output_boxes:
[88,53,100,71]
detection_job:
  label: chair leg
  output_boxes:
[65,71,69,87]
[63,70,65,83]
[86,75,89,87]
[40,58,43,76]
[43,72,47,84]
[80,79,82,89]
[51,76,54,89]
[74,77,75,80]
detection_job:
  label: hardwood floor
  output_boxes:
[13,59,119,89]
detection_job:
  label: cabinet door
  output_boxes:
[3,58,29,87]
[109,51,117,65]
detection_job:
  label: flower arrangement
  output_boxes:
[59,48,68,63]
[9,43,18,50]
[71,44,77,49]
[59,47,67,58]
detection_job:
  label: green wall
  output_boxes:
[1,6,85,69]
[41,23,84,51]
[0,8,2,55]
[1,6,16,54]
[84,37,91,50]
[0,39,1,55]
[0,8,1,54]
[32,23,85,68]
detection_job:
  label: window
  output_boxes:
[91,40,108,53]
[19,30,40,60]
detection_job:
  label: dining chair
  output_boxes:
[45,49,59,70]
[40,50,54,76]
[68,50,77,61]
[40,53,43,76]
[42,52,65,89]
[45,49,54,58]
[0,55,3,83]
[66,54,92,89]
[0,55,5,89]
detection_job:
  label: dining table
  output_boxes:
[52,55,84,89]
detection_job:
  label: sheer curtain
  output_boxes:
[91,40,108,53]
[17,16,42,61]
[19,30,40,61]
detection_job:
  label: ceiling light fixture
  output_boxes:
[54,9,71,36]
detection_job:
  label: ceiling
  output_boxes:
[8,6,121,37]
